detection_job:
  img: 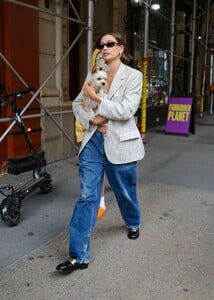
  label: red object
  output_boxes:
[0,1,40,160]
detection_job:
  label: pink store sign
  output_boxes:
[165,97,193,135]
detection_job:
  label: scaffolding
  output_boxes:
[0,0,95,154]
[1,0,213,159]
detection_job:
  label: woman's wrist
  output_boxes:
[95,96,101,102]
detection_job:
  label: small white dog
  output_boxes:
[95,52,107,72]
[81,69,107,119]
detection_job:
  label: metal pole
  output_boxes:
[56,2,63,98]
[143,1,149,63]
[200,0,210,117]
[0,110,74,124]
[169,0,175,96]
[3,0,85,25]
[67,0,82,21]
[210,52,214,114]
[141,0,149,140]
[189,0,196,94]
[87,0,94,72]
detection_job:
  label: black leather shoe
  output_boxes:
[56,258,88,274]
[128,228,140,240]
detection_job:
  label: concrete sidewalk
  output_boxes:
[0,114,213,300]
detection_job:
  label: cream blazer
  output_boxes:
[72,63,145,164]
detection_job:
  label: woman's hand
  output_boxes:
[90,116,108,125]
[83,83,101,102]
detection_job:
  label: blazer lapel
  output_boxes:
[108,63,127,100]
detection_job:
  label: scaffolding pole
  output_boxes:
[3,0,85,25]
[0,110,73,124]
[169,0,175,96]
[189,0,197,95]
[141,0,149,140]
[200,0,210,117]
[87,0,94,72]
[210,52,214,114]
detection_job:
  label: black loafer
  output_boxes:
[128,228,140,240]
[56,258,88,274]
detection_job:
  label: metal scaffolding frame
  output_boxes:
[151,0,213,110]
[0,0,95,153]
[1,0,213,153]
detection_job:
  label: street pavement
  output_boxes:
[0,113,213,300]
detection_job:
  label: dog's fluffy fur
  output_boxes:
[81,52,108,119]
[82,68,107,119]
[95,52,107,72]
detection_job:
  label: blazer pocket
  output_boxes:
[120,131,140,142]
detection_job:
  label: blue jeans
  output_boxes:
[69,131,141,263]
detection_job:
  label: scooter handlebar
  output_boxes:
[13,86,34,98]
[0,86,34,104]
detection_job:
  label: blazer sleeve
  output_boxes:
[97,68,142,121]
[72,73,94,130]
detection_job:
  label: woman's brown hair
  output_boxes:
[95,32,133,64]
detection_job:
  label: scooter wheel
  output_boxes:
[40,172,53,194]
[1,196,21,226]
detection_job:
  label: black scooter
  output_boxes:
[0,87,52,226]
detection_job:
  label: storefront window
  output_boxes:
[147,49,168,106]
[129,1,170,107]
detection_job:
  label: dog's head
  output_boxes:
[91,70,107,92]
[95,52,107,72]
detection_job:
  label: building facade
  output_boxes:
[0,0,213,166]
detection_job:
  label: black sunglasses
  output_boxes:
[97,41,119,50]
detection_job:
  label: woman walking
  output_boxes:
[56,32,145,274]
